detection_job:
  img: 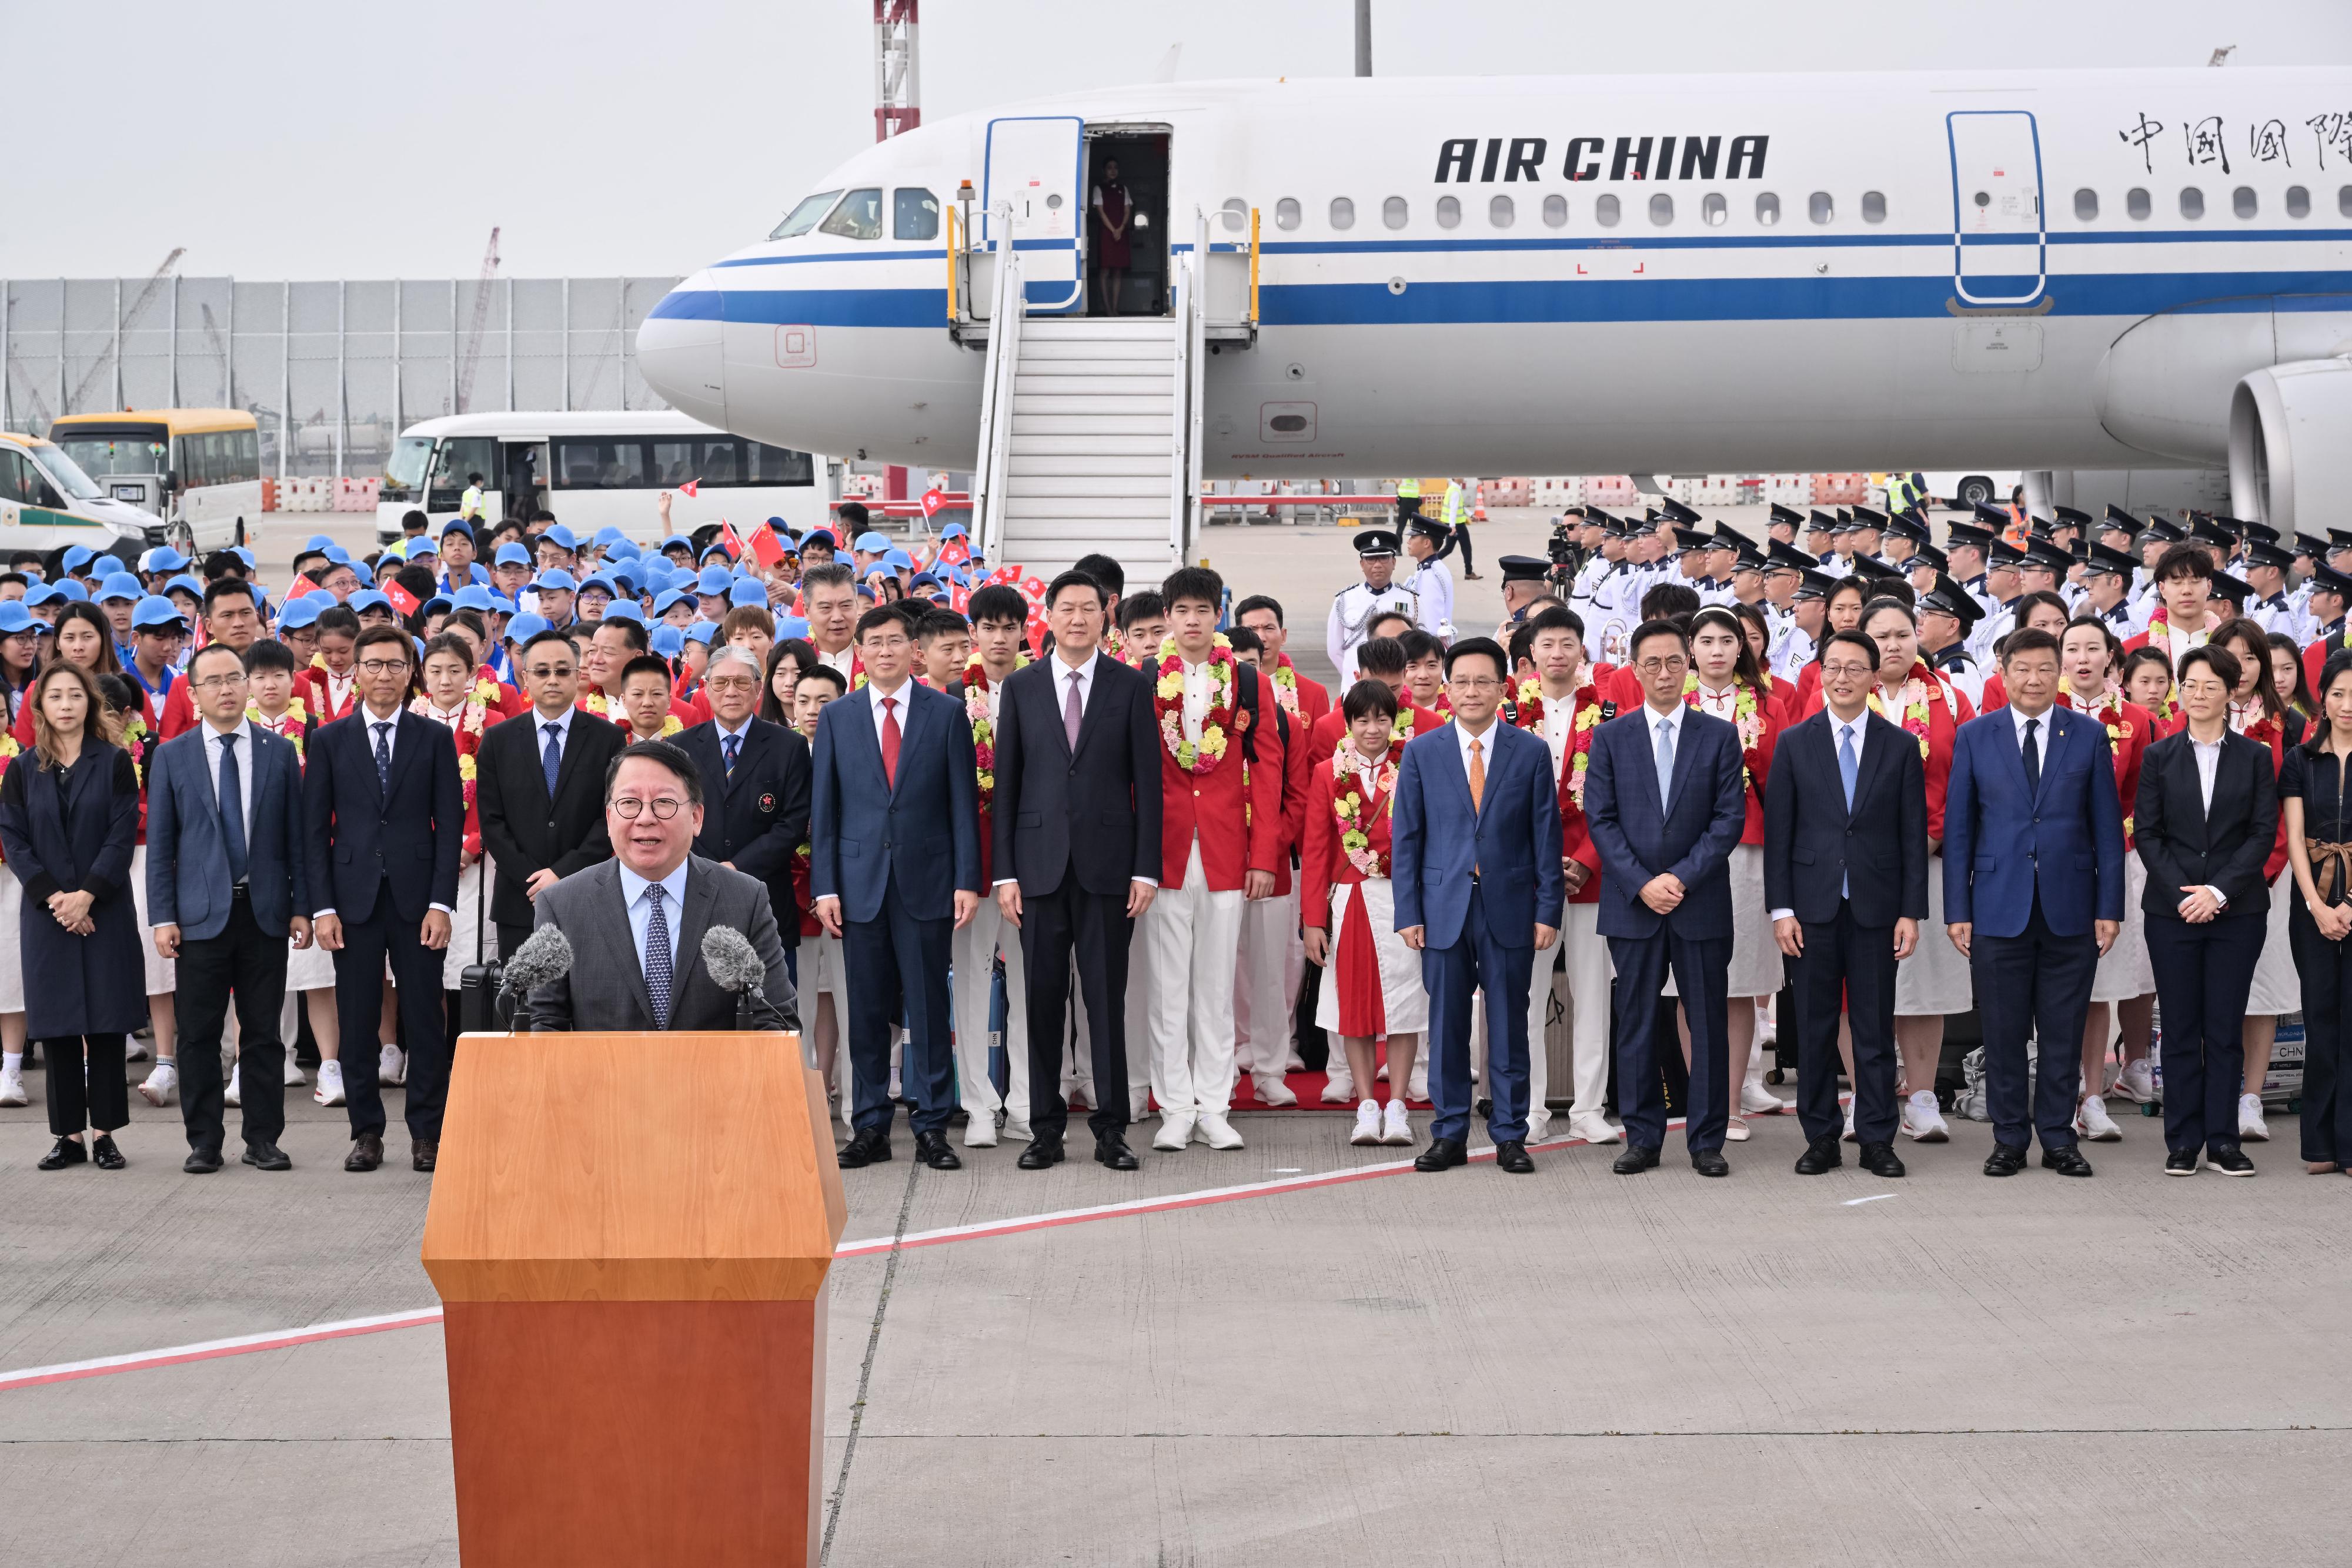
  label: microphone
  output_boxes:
[700,926,769,1032]
[499,927,574,1033]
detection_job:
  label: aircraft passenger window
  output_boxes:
[1809,191,1835,224]
[1435,195,1461,229]
[1329,196,1355,230]
[2286,185,2310,218]
[769,189,843,240]
[1489,194,1515,228]
[1595,193,1620,227]
[1383,196,1409,229]
[820,188,884,240]
[1862,190,1887,223]
[2233,186,2258,219]
[2073,188,2099,221]
[1275,198,1301,230]
[2127,187,2151,219]
[1755,192,1780,226]
[2341,185,2352,216]
[1648,193,1673,225]
[2179,186,2204,220]
[1542,194,1568,228]
[1702,192,1726,226]
[1221,199,1248,233]
[893,188,940,240]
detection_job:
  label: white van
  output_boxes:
[376,410,829,546]
[0,432,175,566]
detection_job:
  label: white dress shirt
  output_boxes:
[201,718,257,865]
[2010,701,2054,753]
[1640,699,1689,749]
[2185,730,2230,908]
[866,676,914,750]
[1538,688,1575,783]
[1455,714,1504,789]
[618,858,690,978]
[314,706,453,918]
[1050,647,1101,721]
[816,643,856,678]
[1769,708,1867,922]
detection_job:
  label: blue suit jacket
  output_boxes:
[146,723,309,940]
[302,708,465,925]
[808,680,981,924]
[1942,705,2126,938]
[1583,705,1748,940]
[1389,720,1565,951]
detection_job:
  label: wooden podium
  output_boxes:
[421,1032,847,1568]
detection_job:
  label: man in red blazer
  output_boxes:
[1140,567,1280,1153]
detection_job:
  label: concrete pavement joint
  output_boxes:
[820,1154,921,1567]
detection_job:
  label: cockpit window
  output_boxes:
[769,189,844,240]
[893,188,940,240]
[820,188,885,240]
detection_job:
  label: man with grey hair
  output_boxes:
[675,645,810,993]
[799,561,862,683]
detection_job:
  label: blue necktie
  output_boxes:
[1838,723,1858,898]
[543,722,563,797]
[372,722,393,794]
[218,732,248,885]
[643,883,673,1029]
[1653,717,1676,812]
[723,732,741,778]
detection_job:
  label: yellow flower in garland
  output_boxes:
[1151,633,1238,774]
[457,753,477,783]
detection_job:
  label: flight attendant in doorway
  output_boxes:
[1091,159,1133,316]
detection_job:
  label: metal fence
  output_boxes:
[0,276,683,479]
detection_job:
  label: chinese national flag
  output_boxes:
[718,520,744,559]
[679,479,701,499]
[383,579,420,617]
[749,526,787,571]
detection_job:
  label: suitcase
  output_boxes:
[456,860,503,1031]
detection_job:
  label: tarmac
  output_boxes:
[6,511,2348,1565]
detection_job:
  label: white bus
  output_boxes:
[47,409,263,553]
[376,410,829,546]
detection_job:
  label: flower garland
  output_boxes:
[1512,675,1549,731]
[960,653,1025,814]
[248,696,309,763]
[307,653,359,721]
[412,689,493,851]
[1152,635,1239,774]
[1390,698,1424,749]
[2229,697,2280,751]
[1329,740,1399,879]
[2140,609,2213,663]
[2060,685,2137,836]
[117,709,151,787]
[1682,673,1765,790]
[1563,690,1605,811]
[1268,654,1301,720]
[1867,664,1937,761]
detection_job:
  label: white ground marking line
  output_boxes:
[0,1307,446,1392]
[1843,1193,1900,1205]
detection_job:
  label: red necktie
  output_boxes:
[880,695,901,787]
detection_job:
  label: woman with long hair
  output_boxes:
[2283,649,2352,1175]
[761,637,817,726]
[2210,616,2297,1144]
[2120,646,2177,728]
[2270,631,2318,725]
[0,663,145,1170]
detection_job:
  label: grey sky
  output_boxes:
[7,0,2347,280]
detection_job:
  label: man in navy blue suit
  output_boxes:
[1944,625,2125,1177]
[1391,636,1565,1175]
[810,604,982,1173]
[1583,618,1750,1176]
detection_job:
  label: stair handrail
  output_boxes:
[1182,206,1211,563]
[973,219,1024,561]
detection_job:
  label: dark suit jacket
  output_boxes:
[808,680,980,923]
[475,706,626,930]
[1584,706,1748,940]
[676,717,811,945]
[1763,710,1929,928]
[2134,728,2277,921]
[1943,705,2126,937]
[1389,720,1565,950]
[302,708,463,924]
[990,654,1162,897]
[0,744,145,1038]
[524,855,793,1031]
[146,723,309,940]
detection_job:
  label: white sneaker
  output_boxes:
[1321,1069,1355,1104]
[1724,1114,1750,1142]
[1382,1099,1415,1146]
[963,1112,998,1148]
[1901,1089,1949,1142]
[1567,1110,1622,1145]
[313,1059,346,1107]
[2076,1094,2122,1142]
[1351,1099,1384,1146]
[1408,1065,1428,1102]
[1152,1111,1196,1152]
[378,1045,407,1086]
[1842,1100,1857,1142]
[1740,1078,1787,1115]
[138,1061,178,1107]
[1525,1108,1553,1143]
[1003,1116,1034,1144]
[0,1065,26,1106]
[2113,1059,2156,1104]
[1195,1112,1245,1151]
[1285,1049,1305,1072]
[2239,1093,2270,1142]
[282,1053,306,1087]
[1253,1074,1298,1108]
[223,1059,242,1108]
[126,1034,151,1063]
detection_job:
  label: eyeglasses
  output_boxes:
[1451,676,1502,691]
[703,676,757,693]
[356,658,409,676]
[523,664,575,680]
[1635,656,1689,674]
[189,673,250,691]
[609,796,688,820]
[1820,662,1877,679]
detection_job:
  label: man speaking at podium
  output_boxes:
[525,739,794,1032]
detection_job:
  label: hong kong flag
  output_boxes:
[717,520,744,559]
[679,479,701,499]
[985,564,1021,589]
[937,537,971,568]
[947,583,970,613]
[1020,573,1047,603]
[383,578,421,618]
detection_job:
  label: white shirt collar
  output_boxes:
[2012,703,2055,744]
[867,674,912,707]
[712,711,755,741]
[617,858,690,911]
[1052,647,1100,686]
[533,704,574,737]
[1642,700,1688,736]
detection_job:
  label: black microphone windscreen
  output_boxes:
[700,925,766,994]
[502,926,575,994]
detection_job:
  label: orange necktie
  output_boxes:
[1467,736,1485,813]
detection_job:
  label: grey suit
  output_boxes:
[524,855,796,1032]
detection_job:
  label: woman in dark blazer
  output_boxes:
[2283,648,2352,1177]
[2134,644,2278,1178]
[0,662,146,1171]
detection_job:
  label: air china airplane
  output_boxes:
[637,70,2352,527]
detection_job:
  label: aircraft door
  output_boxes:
[984,115,1086,314]
[1947,111,2046,306]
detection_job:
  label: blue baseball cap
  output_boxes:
[440,516,476,538]
[275,597,323,631]
[350,589,393,614]
[684,621,717,646]
[882,548,915,571]
[649,624,686,658]
[138,545,190,573]
[163,573,205,599]
[403,536,438,558]
[776,614,810,640]
[574,573,616,598]
[60,545,97,572]
[452,585,493,612]
[658,534,692,554]
[506,613,551,644]
[608,564,640,593]
[303,534,338,551]
[542,523,579,550]
[421,594,454,617]
[131,595,187,631]
[533,569,576,593]
[801,528,838,551]
[96,571,143,603]
[320,544,353,566]
[55,579,89,602]
[21,583,59,608]
[0,602,38,635]
[600,600,646,627]
[853,531,891,554]
[593,526,630,547]
[495,542,532,567]
[937,521,968,541]
[488,591,517,614]
[698,540,734,564]
[229,546,256,570]
[651,589,690,617]
[696,565,733,596]
[728,580,767,607]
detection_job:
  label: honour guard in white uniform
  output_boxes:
[1326,528,1428,685]
[1402,512,1458,640]
[2080,541,2147,637]
[2244,536,2309,641]
[1917,573,1987,709]
[1768,568,1836,684]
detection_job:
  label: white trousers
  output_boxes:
[1142,840,1245,1116]
[952,898,1030,1129]
[806,932,858,1128]
[1233,886,1299,1086]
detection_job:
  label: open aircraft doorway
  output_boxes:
[1085,128,1170,317]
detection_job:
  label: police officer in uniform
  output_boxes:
[1569,509,1622,613]
[1402,511,1458,640]
[1917,572,1987,708]
[1327,527,1428,684]
[2244,536,2307,641]
[1768,568,1838,683]
[1767,503,1803,547]
[1967,538,2028,668]
[1803,510,1839,567]
[2080,541,2145,637]
[1760,540,1813,644]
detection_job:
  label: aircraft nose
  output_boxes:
[636,282,727,428]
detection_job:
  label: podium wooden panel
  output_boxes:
[422,1032,846,1568]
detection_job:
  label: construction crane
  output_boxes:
[68,247,184,413]
[874,1,919,141]
[455,226,500,414]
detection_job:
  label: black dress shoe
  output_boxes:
[2041,1144,2095,1178]
[242,1141,292,1172]
[1094,1136,1138,1171]
[1414,1136,1469,1172]
[836,1128,891,1168]
[345,1133,384,1173]
[1856,1141,1906,1179]
[1017,1138,1065,1170]
[91,1134,126,1170]
[2163,1148,2201,1176]
[412,1138,438,1174]
[1983,1142,2028,1177]
[1474,1096,1492,1120]
[37,1136,86,1171]
[1613,1144,1662,1175]
[1690,1148,1730,1178]
[184,1147,224,1175]
[914,1130,961,1170]
[1793,1135,1842,1175]
[2210,1148,2257,1177]
[1494,1139,1535,1174]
